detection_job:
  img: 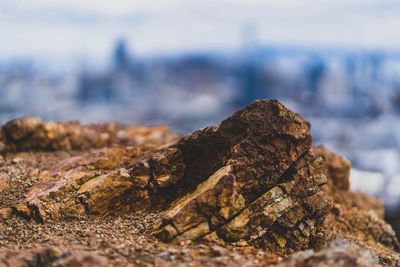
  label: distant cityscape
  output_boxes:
[2,39,400,124]
[1,39,400,230]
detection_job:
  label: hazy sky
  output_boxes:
[0,0,399,62]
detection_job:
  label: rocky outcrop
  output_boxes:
[25,147,161,221]
[145,100,330,255]
[0,116,177,152]
[0,99,398,266]
[6,100,330,255]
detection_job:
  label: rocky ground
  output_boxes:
[0,100,399,266]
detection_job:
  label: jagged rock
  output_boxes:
[0,99,398,266]
[127,99,331,254]
[24,147,155,221]
[0,172,10,193]
[0,207,13,220]
[8,100,330,255]
[16,121,177,221]
[311,145,351,190]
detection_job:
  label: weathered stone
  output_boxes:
[0,172,10,194]
[136,100,331,255]
[24,147,153,221]
[3,116,42,141]
[0,207,13,220]
[1,99,398,266]
[13,203,32,219]
[312,145,351,190]
[11,100,330,255]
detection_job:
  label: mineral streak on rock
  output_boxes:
[0,99,399,266]
[24,147,160,221]
[0,117,178,221]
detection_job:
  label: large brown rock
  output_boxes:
[0,99,398,266]
[129,100,331,254]
[11,100,330,255]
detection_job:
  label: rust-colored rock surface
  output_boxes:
[0,100,398,266]
[146,100,330,256]
[0,172,10,194]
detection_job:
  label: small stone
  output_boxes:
[275,235,287,248]
[13,203,32,218]
[0,208,13,220]
[11,157,24,164]
[3,116,41,141]
[0,172,10,193]
[235,240,249,247]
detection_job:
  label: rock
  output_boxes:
[13,203,32,219]
[16,100,330,255]
[3,116,42,141]
[311,145,351,190]
[0,99,398,266]
[0,207,13,220]
[25,147,153,221]
[1,116,178,152]
[0,172,10,193]
[11,157,24,164]
[130,100,331,255]
[76,168,136,215]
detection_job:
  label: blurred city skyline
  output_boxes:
[1,0,400,69]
